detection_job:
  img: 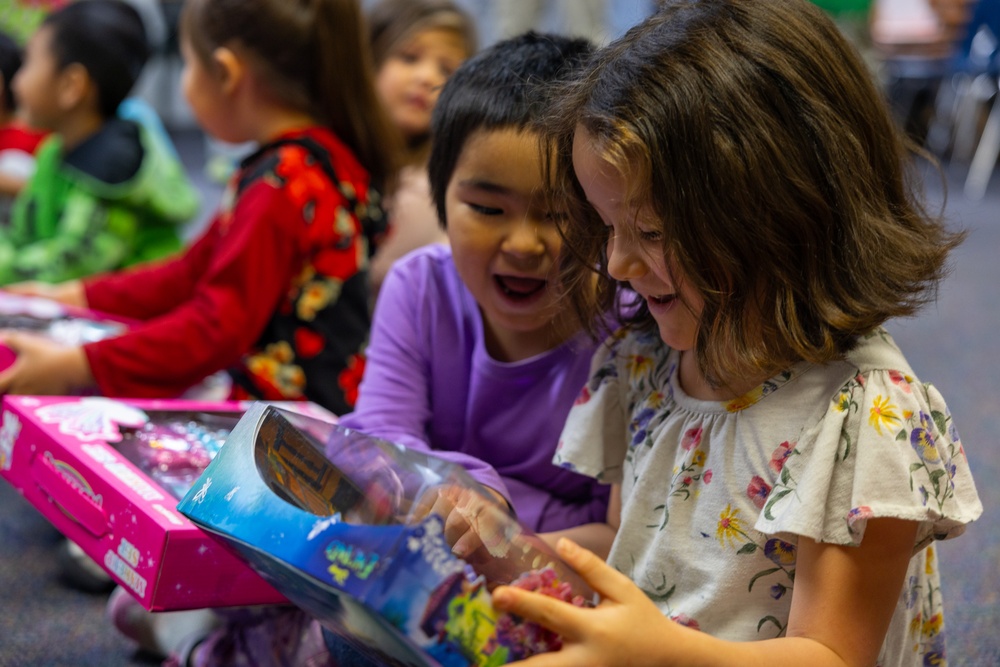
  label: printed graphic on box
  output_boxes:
[179,405,591,666]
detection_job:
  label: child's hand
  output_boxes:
[1,280,87,307]
[411,484,514,559]
[0,332,93,395]
[492,538,683,667]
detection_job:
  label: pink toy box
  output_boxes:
[0,290,133,375]
[0,394,335,611]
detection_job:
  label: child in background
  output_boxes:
[0,30,46,214]
[366,0,475,293]
[0,0,395,412]
[491,2,983,666]
[0,0,198,286]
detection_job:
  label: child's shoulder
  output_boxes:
[62,117,143,186]
[841,327,915,377]
[383,243,457,293]
[263,127,371,187]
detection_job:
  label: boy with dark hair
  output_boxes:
[0,0,197,286]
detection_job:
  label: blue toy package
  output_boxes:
[177,404,593,666]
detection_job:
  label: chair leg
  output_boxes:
[964,86,1000,199]
[953,73,997,162]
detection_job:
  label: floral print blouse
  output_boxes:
[556,327,982,666]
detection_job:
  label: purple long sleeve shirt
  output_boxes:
[337,245,609,532]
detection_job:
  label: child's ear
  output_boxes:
[211,47,244,97]
[55,63,91,111]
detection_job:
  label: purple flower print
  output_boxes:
[911,412,941,463]
[763,538,796,567]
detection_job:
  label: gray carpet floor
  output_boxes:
[1,145,997,665]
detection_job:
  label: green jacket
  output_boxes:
[0,116,198,285]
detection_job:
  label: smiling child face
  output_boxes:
[444,127,574,362]
[572,126,703,353]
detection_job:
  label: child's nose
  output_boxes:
[417,62,444,88]
[607,236,645,282]
[502,218,545,258]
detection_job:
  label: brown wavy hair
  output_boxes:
[181,0,398,189]
[549,0,963,387]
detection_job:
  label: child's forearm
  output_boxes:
[651,628,862,667]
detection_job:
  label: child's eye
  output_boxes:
[469,203,503,216]
[639,229,663,242]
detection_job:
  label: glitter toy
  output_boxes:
[114,413,238,499]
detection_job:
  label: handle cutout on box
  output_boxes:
[31,451,109,538]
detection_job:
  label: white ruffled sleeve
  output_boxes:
[755,367,983,548]
[553,333,629,484]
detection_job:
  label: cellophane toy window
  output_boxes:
[114,411,240,500]
[181,405,595,666]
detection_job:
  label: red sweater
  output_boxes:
[82,127,385,413]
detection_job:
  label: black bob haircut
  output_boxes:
[427,31,593,225]
[43,0,149,119]
[0,31,22,112]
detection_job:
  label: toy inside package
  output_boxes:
[177,404,594,667]
[0,290,129,373]
[113,410,240,500]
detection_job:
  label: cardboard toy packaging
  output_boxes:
[0,291,132,374]
[178,404,593,667]
[0,395,334,611]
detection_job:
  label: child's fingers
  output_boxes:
[553,538,642,604]
[491,585,582,639]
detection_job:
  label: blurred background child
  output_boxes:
[366,0,476,294]
[0,0,395,411]
[0,29,46,219]
[0,0,198,286]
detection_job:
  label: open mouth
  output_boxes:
[649,293,677,306]
[495,275,547,300]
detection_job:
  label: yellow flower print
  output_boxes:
[834,392,851,412]
[692,450,706,467]
[869,395,900,435]
[717,504,743,548]
[925,545,935,576]
[922,613,943,638]
[297,278,342,321]
[627,354,652,378]
[647,391,666,409]
[725,386,764,413]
